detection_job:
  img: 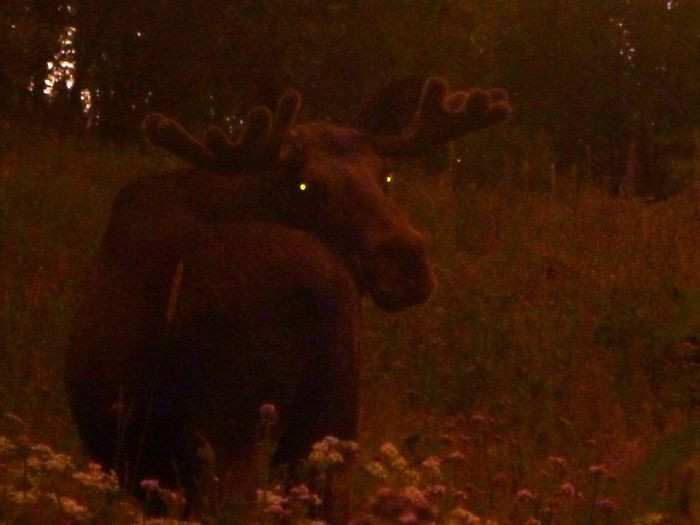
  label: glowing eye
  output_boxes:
[385,174,393,183]
[299,182,307,191]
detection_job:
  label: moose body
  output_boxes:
[65,77,510,510]
[68,219,361,497]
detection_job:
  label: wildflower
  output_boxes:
[59,496,89,519]
[439,433,454,446]
[422,456,442,472]
[31,443,55,456]
[256,487,291,517]
[548,455,567,470]
[289,483,322,506]
[492,471,514,489]
[308,435,353,470]
[588,464,607,477]
[368,487,409,517]
[444,450,466,463]
[453,490,469,502]
[72,462,119,491]
[471,412,486,424]
[594,498,618,513]
[448,507,482,524]
[516,488,535,502]
[160,489,187,511]
[399,509,419,524]
[392,456,409,471]
[256,487,287,507]
[309,448,342,469]
[403,485,428,506]
[263,503,290,518]
[366,461,389,480]
[44,453,75,472]
[323,436,340,447]
[259,403,278,428]
[15,435,31,460]
[367,487,437,522]
[404,468,422,485]
[27,456,43,470]
[632,513,670,524]
[424,484,448,497]
[340,439,360,455]
[380,442,401,460]
[140,479,161,491]
[0,435,16,455]
[8,489,38,504]
[560,482,576,496]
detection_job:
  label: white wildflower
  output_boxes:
[380,442,401,460]
[392,456,409,472]
[60,496,89,519]
[448,507,482,524]
[403,485,427,506]
[365,460,389,480]
[9,489,38,504]
[44,453,75,472]
[403,468,421,485]
[422,455,442,474]
[0,435,16,454]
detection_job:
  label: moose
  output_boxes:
[65,77,510,514]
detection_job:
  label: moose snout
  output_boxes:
[363,230,435,312]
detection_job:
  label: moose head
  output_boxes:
[142,77,510,311]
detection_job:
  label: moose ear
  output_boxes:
[352,75,428,135]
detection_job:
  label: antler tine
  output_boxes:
[144,89,300,173]
[239,106,274,147]
[203,106,272,170]
[143,113,216,169]
[370,76,511,156]
[203,89,301,171]
[268,89,301,152]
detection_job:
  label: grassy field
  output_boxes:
[0,128,699,524]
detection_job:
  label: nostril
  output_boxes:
[368,236,433,299]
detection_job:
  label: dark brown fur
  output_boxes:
[65,78,510,511]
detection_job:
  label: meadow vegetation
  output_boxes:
[0,129,698,523]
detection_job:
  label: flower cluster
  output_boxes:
[72,462,119,492]
[351,486,438,524]
[0,432,199,524]
[365,442,423,486]
[308,435,359,471]
[256,483,323,522]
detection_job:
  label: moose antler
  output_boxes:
[368,77,511,155]
[143,90,301,172]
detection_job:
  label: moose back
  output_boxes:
[65,77,510,508]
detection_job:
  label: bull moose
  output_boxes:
[65,77,510,514]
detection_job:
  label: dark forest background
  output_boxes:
[2,0,699,196]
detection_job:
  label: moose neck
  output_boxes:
[186,169,284,224]
[99,168,286,273]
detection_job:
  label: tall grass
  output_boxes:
[0,130,698,523]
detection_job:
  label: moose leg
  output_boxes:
[272,306,360,524]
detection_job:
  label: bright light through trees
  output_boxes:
[43,25,76,97]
